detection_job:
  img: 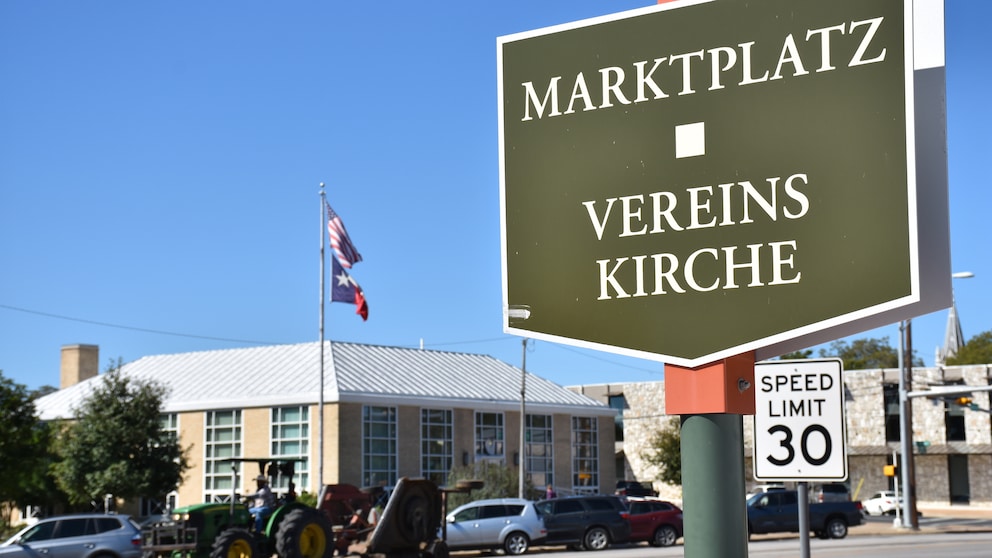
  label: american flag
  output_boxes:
[325,201,363,268]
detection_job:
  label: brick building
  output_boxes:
[34,342,616,517]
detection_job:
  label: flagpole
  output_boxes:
[318,183,326,488]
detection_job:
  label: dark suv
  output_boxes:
[614,480,658,497]
[534,495,631,550]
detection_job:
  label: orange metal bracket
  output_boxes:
[664,352,756,415]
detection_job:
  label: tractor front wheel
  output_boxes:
[276,508,334,558]
[211,528,258,558]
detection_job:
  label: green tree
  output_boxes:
[643,417,681,486]
[0,371,56,525]
[52,360,190,506]
[444,461,537,508]
[946,330,992,365]
[818,337,921,370]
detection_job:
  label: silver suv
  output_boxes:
[444,498,546,555]
[0,514,142,558]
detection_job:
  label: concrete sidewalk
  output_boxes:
[850,505,992,536]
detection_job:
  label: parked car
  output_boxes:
[0,513,143,558]
[811,483,851,503]
[746,490,863,539]
[534,495,631,550]
[862,491,903,516]
[614,480,658,497]
[625,497,683,547]
[443,498,546,555]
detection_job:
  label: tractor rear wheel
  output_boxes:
[211,528,258,558]
[276,508,334,558]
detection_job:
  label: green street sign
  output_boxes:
[499,0,930,367]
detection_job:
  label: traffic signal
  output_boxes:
[955,396,973,406]
[883,464,898,477]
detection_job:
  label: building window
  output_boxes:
[421,409,453,485]
[945,383,967,442]
[475,412,505,461]
[883,384,900,442]
[363,406,397,487]
[608,394,626,442]
[141,414,180,515]
[525,414,554,490]
[572,416,599,494]
[204,410,242,502]
[272,406,309,493]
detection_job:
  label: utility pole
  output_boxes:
[898,319,919,529]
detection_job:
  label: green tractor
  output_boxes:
[142,457,336,558]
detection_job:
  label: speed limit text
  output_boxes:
[761,373,835,417]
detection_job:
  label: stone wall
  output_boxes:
[844,370,887,446]
[969,454,992,506]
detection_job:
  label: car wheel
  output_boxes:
[651,525,678,547]
[826,518,848,539]
[583,527,610,551]
[503,532,530,555]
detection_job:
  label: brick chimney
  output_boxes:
[60,344,99,389]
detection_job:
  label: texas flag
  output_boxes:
[331,257,369,321]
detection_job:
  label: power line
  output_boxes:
[545,342,665,375]
[0,303,281,345]
[420,337,508,347]
[424,335,664,375]
[3,302,663,375]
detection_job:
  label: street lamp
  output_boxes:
[899,271,974,529]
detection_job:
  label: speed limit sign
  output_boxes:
[753,359,847,481]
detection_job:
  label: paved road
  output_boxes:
[451,509,992,557]
[748,533,990,557]
[523,532,992,558]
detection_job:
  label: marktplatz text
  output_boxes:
[520,17,886,121]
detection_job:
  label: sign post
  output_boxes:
[753,359,847,558]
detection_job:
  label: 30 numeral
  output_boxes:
[766,424,831,466]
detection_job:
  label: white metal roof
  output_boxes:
[35,341,610,420]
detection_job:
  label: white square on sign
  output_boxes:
[675,122,705,158]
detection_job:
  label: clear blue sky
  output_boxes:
[2,1,989,392]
